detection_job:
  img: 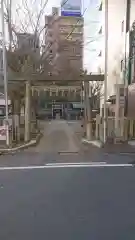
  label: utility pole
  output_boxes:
[103,0,108,143]
[7,0,12,51]
[84,81,92,140]
[24,81,31,142]
[1,0,10,146]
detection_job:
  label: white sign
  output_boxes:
[0,126,6,140]
[119,96,125,107]
[61,0,82,17]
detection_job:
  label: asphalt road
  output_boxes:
[0,165,135,240]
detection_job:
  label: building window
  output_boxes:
[67,35,72,41]
[33,64,36,70]
[0,60,3,70]
[99,26,102,34]
[98,1,102,11]
[98,51,102,57]
[25,55,28,60]
[60,27,65,32]
[120,59,123,71]
[72,47,76,53]
[48,72,52,76]
[126,0,131,32]
[29,39,33,47]
[121,20,124,32]
[120,87,125,96]
[112,99,116,104]
[76,26,82,33]
[50,49,52,54]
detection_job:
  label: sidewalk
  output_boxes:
[82,140,135,154]
[103,142,135,154]
[0,133,42,154]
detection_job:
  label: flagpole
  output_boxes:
[1,0,10,146]
[103,0,108,143]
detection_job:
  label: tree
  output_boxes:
[89,81,103,111]
[83,69,103,112]
[4,0,83,82]
[3,0,53,80]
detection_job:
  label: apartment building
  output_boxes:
[15,32,40,72]
[44,6,84,75]
[16,32,40,61]
[17,33,39,52]
[97,0,135,117]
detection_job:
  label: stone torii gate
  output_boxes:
[9,73,104,143]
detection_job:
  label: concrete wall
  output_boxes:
[99,0,127,102]
[98,0,135,118]
[128,83,135,118]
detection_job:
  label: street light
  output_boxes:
[103,0,108,144]
[1,0,10,146]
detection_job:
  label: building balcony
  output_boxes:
[98,50,102,57]
[98,1,102,11]
[98,26,102,34]
[59,31,83,37]
[59,25,83,34]
[59,34,83,42]
[59,16,84,27]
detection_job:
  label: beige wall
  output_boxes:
[99,0,127,102]
[98,0,135,117]
[0,49,3,73]
[128,83,135,118]
[130,0,135,28]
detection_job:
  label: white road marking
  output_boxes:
[46,162,107,166]
[58,152,78,155]
[0,163,133,171]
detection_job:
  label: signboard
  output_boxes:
[0,126,6,140]
[119,96,125,107]
[61,0,82,17]
[73,103,84,109]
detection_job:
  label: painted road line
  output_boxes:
[0,163,133,171]
[58,152,79,155]
[44,163,133,168]
[46,162,107,166]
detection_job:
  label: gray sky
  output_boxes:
[1,0,102,72]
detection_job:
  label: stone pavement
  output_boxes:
[27,120,81,153]
[27,120,135,155]
[0,121,134,168]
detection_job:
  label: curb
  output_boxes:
[82,138,103,148]
[103,151,135,154]
[0,133,43,155]
[82,139,135,154]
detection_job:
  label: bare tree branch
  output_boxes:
[4,0,85,81]
[34,0,49,34]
